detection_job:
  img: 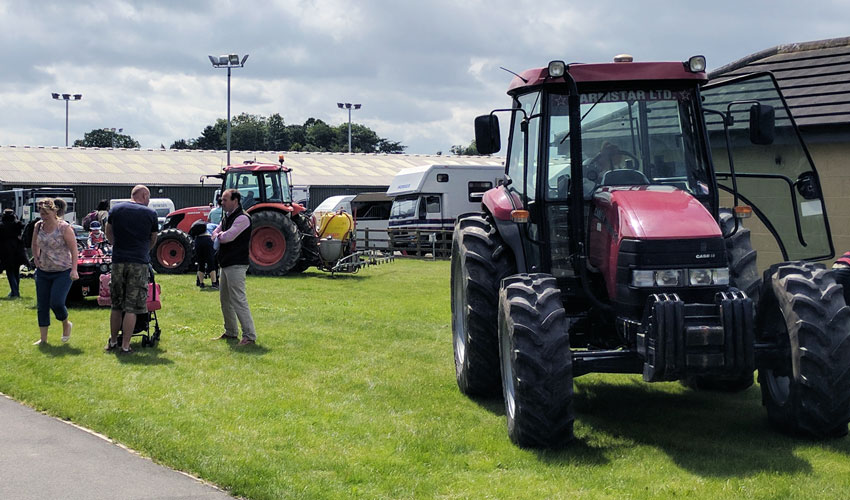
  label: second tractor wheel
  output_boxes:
[498,273,574,448]
[248,211,302,276]
[151,229,193,274]
[450,214,515,397]
[758,261,850,438]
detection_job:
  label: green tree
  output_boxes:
[74,128,140,148]
[170,139,193,149]
[450,140,478,156]
[267,113,287,150]
[170,114,406,153]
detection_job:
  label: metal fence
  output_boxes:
[355,228,453,259]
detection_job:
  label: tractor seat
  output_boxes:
[600,169,650,186]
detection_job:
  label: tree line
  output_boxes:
[169,113,405,153]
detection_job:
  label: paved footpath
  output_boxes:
[0,394,235,500]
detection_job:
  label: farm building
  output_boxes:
[0,147,502,215]
[710,36,850,266]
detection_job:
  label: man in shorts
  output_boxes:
[105,185,158,353]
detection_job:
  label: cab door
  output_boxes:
[701,72,833,262]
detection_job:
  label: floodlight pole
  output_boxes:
[337,102,361,153]
[52,93,82,147]
[208,53,249,165]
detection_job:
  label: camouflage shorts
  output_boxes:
[110,262,149,314]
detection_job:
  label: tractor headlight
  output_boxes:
[631,269,682,287]
[632,268,729,287]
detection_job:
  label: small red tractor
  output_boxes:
[452,55,850,448]
[152,157,314,275]
[151,156,390,276]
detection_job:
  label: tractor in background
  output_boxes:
[151,156,392,276]
[152,157,307,276]
[452,54,850,448]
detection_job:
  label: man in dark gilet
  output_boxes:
[212,189,257,345]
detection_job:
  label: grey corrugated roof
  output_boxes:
[709,37,850,127]
[0,146,502,187]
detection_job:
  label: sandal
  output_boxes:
[62,322,73,343]
[105,339,118,351]
[118,347,133,354]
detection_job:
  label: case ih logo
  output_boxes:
[695,253,715,259]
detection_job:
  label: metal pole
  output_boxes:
[226,66,232,165]
[65,100,69,147]
[348,107,352,153]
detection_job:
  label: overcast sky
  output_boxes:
[1,0,848,154]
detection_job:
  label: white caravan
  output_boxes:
[386,164,503,254]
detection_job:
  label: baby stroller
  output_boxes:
[97,265,162,347]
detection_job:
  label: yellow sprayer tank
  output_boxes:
[317,210,354,263]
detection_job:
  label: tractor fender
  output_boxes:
[165,206,211,233]
[480,186,527,273]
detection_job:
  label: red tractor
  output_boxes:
[452,55,850,448]
[152,157,317,275]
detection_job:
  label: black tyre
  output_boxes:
[758,262,850,438]
[151,229,193,274]
[682,209,760,392]
[248,211,301,276]
[289,213,319,274]
[451,214,515,396]
[720,209,761,304]
[498,273,574,448]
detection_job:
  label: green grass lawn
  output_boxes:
[1,259,850,499]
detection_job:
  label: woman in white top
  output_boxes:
[30,199,78,345]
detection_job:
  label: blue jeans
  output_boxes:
[3,261,19,297]
[35,269,72,327]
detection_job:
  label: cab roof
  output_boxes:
[507,61,707,93]
[224,161,291,173]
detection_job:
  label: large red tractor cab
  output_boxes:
[452,55,850,448]
[152,156,314,275]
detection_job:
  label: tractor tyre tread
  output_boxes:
[758,261,850,438]
[499,273,574,448]
[451,213,515,397]
[248,211,301,276]
[151,229,193,274]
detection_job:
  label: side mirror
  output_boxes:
[796,171,821,200]
[474,114,501,155]
[749,103,775,145]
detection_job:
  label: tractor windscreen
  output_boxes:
[547,88,710,201]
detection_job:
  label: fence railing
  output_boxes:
[355,228,453,259]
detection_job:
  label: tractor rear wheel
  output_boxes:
[758,262,850,438]
[498,273,573,448]
[151,229,192,274]
[451,214,515,397]
[248,211,301,276]
[682,209,760,392]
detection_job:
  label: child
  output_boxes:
[88,221,106,249]
[189,219,218,289]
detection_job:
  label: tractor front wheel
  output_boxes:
[151,229,192,274]
[758,261,850,438]
[451,214,515,397]
[248,211,301,276]
[498,273,574,448]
